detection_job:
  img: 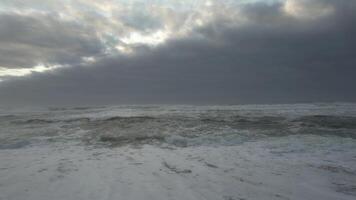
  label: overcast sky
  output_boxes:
[0,0,355,106]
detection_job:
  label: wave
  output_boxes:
[294,115,356,129]
[1,104,356,148]
[79,115,356,147]
[11,114,356,130]
[48,106,106,111]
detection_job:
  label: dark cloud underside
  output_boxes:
[0,0,355,105]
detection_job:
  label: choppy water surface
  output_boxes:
[1,103,356,149]
[1,103,356,200]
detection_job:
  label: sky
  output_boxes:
[0,0,355,105]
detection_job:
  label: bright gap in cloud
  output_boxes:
[283,0,334,20]
[0,64,61,77]
[121,30,170,46]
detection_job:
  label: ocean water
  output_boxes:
[1,103,356,200]
[1,103,356,149]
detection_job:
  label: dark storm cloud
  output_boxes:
[0,12,104,68]
[0,0,356,105]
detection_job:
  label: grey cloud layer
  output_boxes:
[0,12,104,68]
[0,0,211,69]
[0,0,355,105]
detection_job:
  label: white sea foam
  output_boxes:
[0,103,355,199]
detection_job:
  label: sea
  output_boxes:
[0,103,355,200]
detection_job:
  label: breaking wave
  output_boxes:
[1,103,356,148]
